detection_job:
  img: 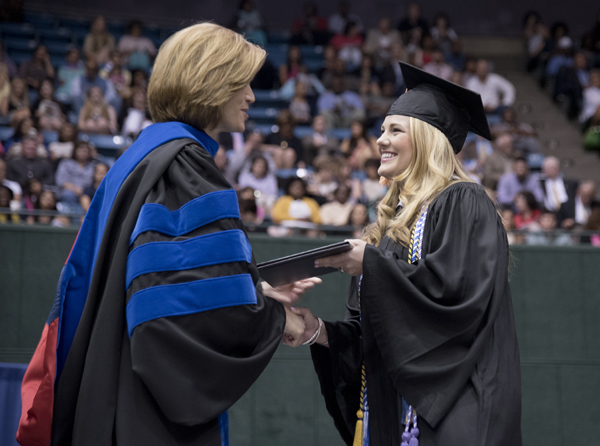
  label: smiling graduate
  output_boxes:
[292,62,522,446]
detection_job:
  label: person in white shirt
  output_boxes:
[465,59,516,113]
[423,49,454,81]
[579,69,600,126]
[539,156,578,228]
[573,181,597,227]
[117,21,157,71]
[328,0,363,35]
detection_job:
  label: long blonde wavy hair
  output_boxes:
[362,117,474,247]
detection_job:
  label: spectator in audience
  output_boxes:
[497,156,544,207]
[84,15,116,65]
[55,140,95,208]
[361,81,396,128]
[0,184,19,224]
[462,56,477,85]
[353,55,382,88]
[301,115,340,165]
[238,188,263,227]
[289,81,312,124]
[582,204,600,246]
[513,190,542,230]
[317,45,338,80]
[317,75,365,129]
[8,77,30,125]
[130,68,149,91]
[379,43,407,94]
[320,57,359,92]
[233,0,268,48]
[0,64,9,117]
[48,122,77,161]
[460,135,494,181]
[31,79,65,131]
[0,41,18,79]
[19,44,55,91]
[397,3,428,45]
[526,209,573,246]
[553,52,589,120]
[6,124,47,159]
[78,86,118,134]
[330,22,364,71]
[423,48,454,80]
[430,12,457,57]
[6,130,53,189]
[539,156,578,227]
[546,36,573,81]
[271,176,321,226]
[22,177,41,212]
[121,89,151,138]
[265,109,304,168]
[419,34,436,67]
[491,107,541,153]
[523,11,549,73]
[320,183,355,226]
[328,0,363,36]
[580,69,600,130]
[364,18,403,67]
[70,58,120,114]
[279,45,306,87]
[79,161,108,214]
[482,133,516,190]
[238,155,278,214]
[501,206,520,245]
[340,119,378,170]
[118,20,157,70]
[446,40,466,73]
[100,51,132,101]
[405,27,424,67]
[306,155,338,201]
[348,202,369,236]
[31,189,70,227]
[568,180,599,229]
[290,2,329,46]
[226,131,271,185]
[55,48,85,104]
[0,158,21,202]
[466,59,516,113]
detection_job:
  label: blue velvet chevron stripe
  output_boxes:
[219,412,229,446]
[126,274,257,337]
[55,122,218,383]
[129,189,240,245]
[125,229,252,289]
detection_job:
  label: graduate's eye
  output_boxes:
[392,127,403,133]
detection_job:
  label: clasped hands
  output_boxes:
[262,239,366,348]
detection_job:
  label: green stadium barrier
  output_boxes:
[0,226,598,445]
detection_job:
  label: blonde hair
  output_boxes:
[81,87,109,121]
[148,22,266,130]
[363,117,473,247]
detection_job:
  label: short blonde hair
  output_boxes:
[148,22,266,130]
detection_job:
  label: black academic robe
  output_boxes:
[51,138,285,446]
[311,182,522,446]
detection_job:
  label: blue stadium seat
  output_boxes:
[50,54,67,67]
[81,134,130,156]
[486,113,502,126]
[265,44,287,67]
[4,39,37,52]
[247,107,280,124]
[7,50,33,65]
[293,126,313,138]
[0,126,15,142]
[24,13,56,28]
[0,23,35,39]
[249,123,278,135]
[42,130,59,144]
[299,45,323,59]
[305,59,323,73]
[267,31,290,44]
[527,153,544,171]
[38,28,73,43]
[253,90,288,108]
[45,41,72,55]
[330,128,351,140]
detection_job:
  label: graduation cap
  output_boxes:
[387,62,491,154]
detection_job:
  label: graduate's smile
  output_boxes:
[377,115,413,179]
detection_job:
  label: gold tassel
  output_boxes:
[353,409,364,446]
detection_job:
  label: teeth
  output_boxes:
[381,153,397,159]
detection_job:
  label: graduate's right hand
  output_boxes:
[282,306,306,348]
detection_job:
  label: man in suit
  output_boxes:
[539,156,578,228]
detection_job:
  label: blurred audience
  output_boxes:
[465,59,516,113]
[6,131,53,190]
[271,176,321,226]
[19,45,55,90]
[497,156,544,207]
[291,2,329,46]
[328,1,363,36]
[513,190,542,230]
[118,20,157,70]
[539,156,578,227]
[31,79,66,131]
[317,76,365,128]
[397,3,428,45]
[340,120,378,170]
[364,18,403,66]
[526,209,574,245]
[320,183,355,225]
[55,140,95,207]
[78,86,118,134]
[84,15,116,65]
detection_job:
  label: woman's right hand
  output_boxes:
[282,306,306,347]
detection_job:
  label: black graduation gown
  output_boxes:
[311,182,522,446]
[51,138,285,446]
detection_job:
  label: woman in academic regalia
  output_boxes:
[292,62,522,446]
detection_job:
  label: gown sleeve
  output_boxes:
[361,182,510,429]
[125,143,286,426]
[310,277,363,445]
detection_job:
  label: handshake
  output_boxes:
[262,277,327,348]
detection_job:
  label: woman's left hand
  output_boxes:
[314,239,366,276]
[262,277,322,306]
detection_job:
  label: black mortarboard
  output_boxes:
[387,62,491,154]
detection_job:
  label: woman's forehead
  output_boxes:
[383,115,410,127]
